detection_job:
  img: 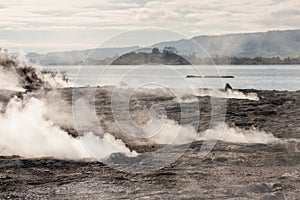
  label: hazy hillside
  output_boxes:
[26,29,300,65]
[152,29,300,58]
[27,46,139,65]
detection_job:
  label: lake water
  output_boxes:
[44,65,300,91]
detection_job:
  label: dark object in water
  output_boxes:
[225,83,233,91]
[186,75,234,79]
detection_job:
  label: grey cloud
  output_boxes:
[271,8,300,17]
[0,0,299,52]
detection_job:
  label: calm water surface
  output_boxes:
[44,65,300,91]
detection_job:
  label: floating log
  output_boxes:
[186,75,234,79]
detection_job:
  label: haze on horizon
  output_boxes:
[0,0,299,53]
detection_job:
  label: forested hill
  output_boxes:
[152,29,300,58]
[111,48,189,65]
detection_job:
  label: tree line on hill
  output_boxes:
[107,47,300,65]
[183,54,300,65]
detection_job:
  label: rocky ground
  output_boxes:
[0,88,299,199]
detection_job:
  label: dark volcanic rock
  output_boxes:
[0,88,299,199]
[245,183,272,193]
[262,192,285,200]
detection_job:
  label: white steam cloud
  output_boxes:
[198,123,281,144]
[0,54,293,161]
[142,118,196,145]
[0,54,136,160]
[0,96,137,159]
[0,68,25,92]
[193,89,260,101]
[0,53,72,90]
[140,118,281,145]
[42,72,73,88]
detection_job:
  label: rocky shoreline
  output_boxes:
[0,88,299,199]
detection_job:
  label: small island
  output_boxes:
[111,47,190,65]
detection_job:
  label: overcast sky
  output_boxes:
[0,0,299,53]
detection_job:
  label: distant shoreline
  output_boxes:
[42,63,300,66]
[38,55,300,66]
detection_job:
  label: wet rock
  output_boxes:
[213,157,228,162]
[245,183,272,193]
[225,83,233,91]
[262,192,285,200]
[234,189,249,197]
